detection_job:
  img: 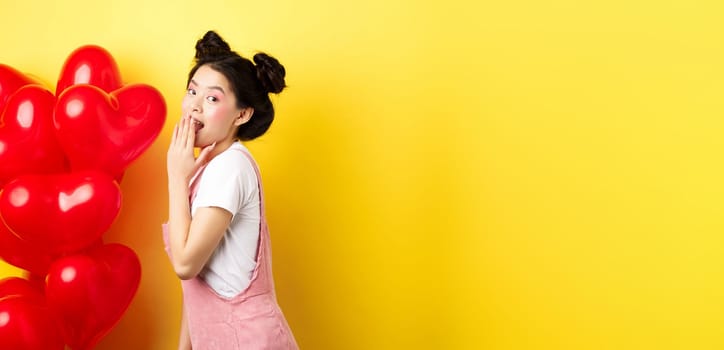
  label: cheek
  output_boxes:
[207,105,234,122]
[181,96,192,111]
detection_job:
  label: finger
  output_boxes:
[170,123,179,147]
[179,117,189,148]
[186,118,196,148]
[196,142,216,165]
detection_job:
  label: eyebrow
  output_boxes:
[190,79,226,95]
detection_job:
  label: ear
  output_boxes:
[234,107,254,126]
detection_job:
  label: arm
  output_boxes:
[179,304,192,350]
[167,116,227,279]
[168,205,231,279]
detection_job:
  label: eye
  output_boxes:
[206,96,218,102]
[187,88,196,95]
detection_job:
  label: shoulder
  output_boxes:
[193,143,259,210]
[205,143,255,175]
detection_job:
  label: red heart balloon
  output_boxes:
[0,277,44,302]
[0,218,54,276]
[45,243,140,350]
[0,278,64,350]
[56,45,122,96]
[54,84,166,179]
[0,171,121,255]
[23,272,49,293]
[0,64,38,113]
[0,85,68,187]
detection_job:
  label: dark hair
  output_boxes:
[188,30,286,141]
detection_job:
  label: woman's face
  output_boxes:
[182,64,244,147]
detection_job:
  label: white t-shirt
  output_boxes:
[191,142,260,298]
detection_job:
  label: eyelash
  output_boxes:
[187,88,218,103]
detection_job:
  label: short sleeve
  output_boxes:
[192,148,254,216]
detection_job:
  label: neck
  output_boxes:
[202,138,238,160]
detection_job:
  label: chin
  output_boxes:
[196,138,216,148]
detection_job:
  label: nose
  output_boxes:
[184,101,203,117]
[191,97,202,113]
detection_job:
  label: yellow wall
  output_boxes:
[1,0,724,349]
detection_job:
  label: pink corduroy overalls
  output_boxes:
[163,148,298,349]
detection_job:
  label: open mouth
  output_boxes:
[191,118,204,133]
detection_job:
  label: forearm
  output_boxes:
[168,178,192,271]
[179,304,192,350]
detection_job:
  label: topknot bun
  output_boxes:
[253,53,286,94]
[195,31,232,60]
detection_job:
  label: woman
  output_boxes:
[163,30,298,349]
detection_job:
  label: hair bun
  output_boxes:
[195,31,232,60]
[253,53,286,94]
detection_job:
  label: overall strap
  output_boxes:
[236,148,266,223]
[188,164,208,204]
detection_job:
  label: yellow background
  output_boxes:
[1,0,723,349]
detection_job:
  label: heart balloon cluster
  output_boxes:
[0,46,166,350]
